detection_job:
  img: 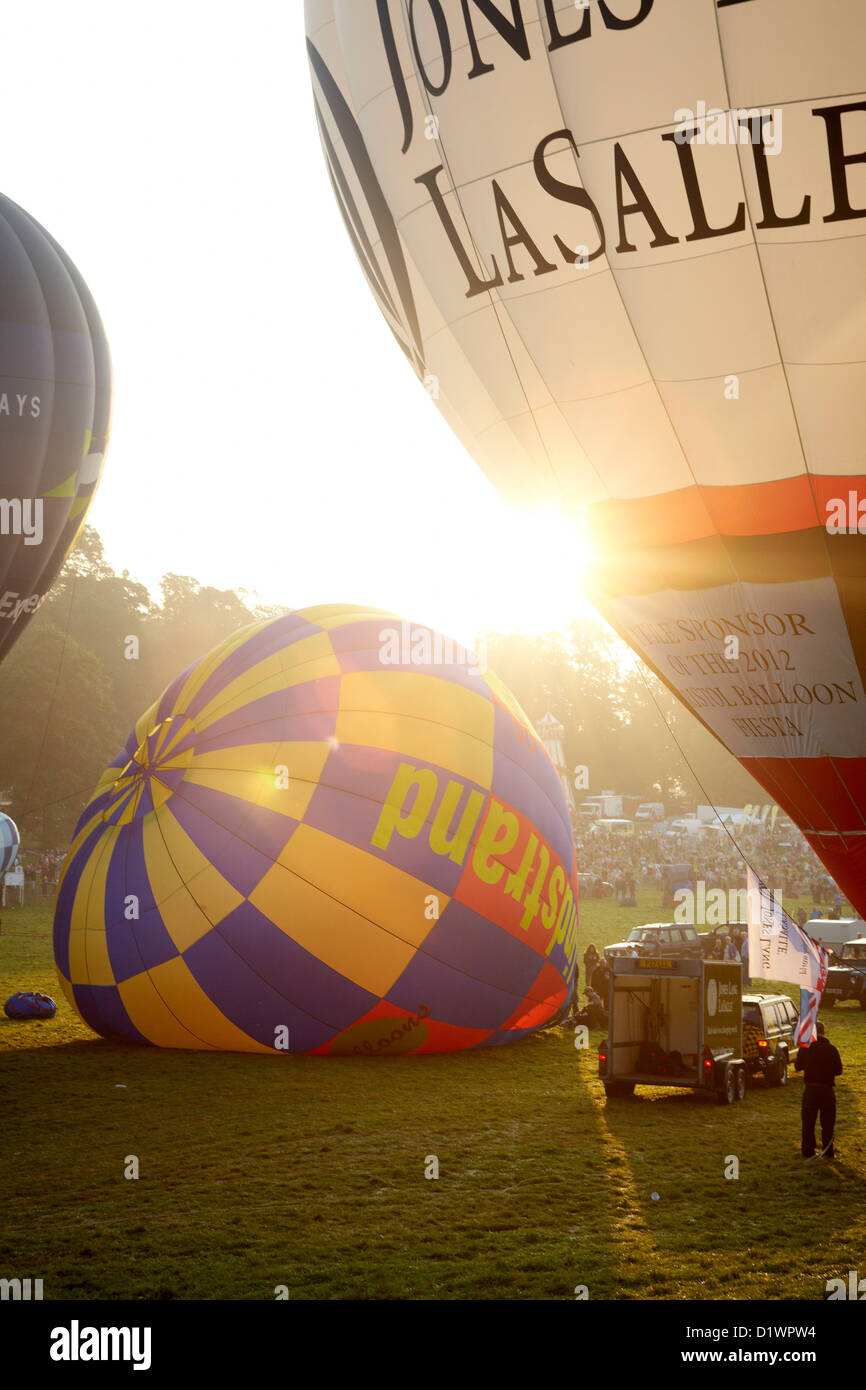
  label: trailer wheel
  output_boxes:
[734,1066,747,1101]
[604,1081,635,1098]
[716,1066,736,1105]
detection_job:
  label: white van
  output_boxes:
[667,817,702,839]
[806,917,866,950]
[700,824,729,842]
[590,818,635,837]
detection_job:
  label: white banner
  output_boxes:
[610,580,866,760]
[746,868,828,996]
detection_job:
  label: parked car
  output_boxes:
[821,937,866,1009]
[577,872,614,899]
[742,993,798,1086]
[605,923,704,959]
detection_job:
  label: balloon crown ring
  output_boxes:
[102,716,196,823]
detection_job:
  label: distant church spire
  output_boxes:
[537,711,575,814]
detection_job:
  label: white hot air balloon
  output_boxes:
[305,0,866,913]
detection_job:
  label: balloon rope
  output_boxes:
[631,657,763,873]
[804,1134,836,1163]
[22,781,101,814]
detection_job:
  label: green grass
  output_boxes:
[1,895,864,1301]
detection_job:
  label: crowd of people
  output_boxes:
[566,816,854,1031]
[573,818,847,917]
[10,849,64,897]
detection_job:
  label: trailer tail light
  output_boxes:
[702,1047,713,1084]
[598,1042,608,1077]
[758,1039,769,1053]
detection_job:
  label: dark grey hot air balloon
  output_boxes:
[0,193,111,663]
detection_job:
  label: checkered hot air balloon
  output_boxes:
[53,606,577,1054]
[0,812,20,876]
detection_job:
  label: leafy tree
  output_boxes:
[0,527,298,847]
[149,573,261,693]
[0,522,770,852]
[485,620,768,810]
[0,620,122,845]
[41,527,155,730]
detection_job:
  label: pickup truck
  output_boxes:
[605,923,703,960]
[821,937,866,1009]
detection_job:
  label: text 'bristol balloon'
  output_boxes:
[0,193,111,663]
[54,607,577,1054]
[305,2,866,913]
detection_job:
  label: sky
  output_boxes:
[0,1,591,651]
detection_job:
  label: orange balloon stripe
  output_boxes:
[590,475,866,551]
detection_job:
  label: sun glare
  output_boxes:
[442,504,598,650]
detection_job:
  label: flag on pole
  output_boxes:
[797,986,823,1048]
[746,868,828,1045]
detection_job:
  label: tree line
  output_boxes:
[0,526,764,849]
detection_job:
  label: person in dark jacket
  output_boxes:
[572,988,608,1031]
[582,943,599,990]
[795,1022,843,1159]
[590,957,610,1009]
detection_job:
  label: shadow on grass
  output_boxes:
[5,1021,862,1299]
[0,1025,633,1300]
[598,1070,866,1300]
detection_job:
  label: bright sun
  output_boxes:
[430,504,599,650]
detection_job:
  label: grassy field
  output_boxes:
[1,893,864,1301]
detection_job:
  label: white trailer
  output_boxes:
[599,957,746,1104]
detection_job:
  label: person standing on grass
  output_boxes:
[738,929,750,986]
[796,1021,843,1160]
[583,943,599,991]
[591,956,610,1009]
